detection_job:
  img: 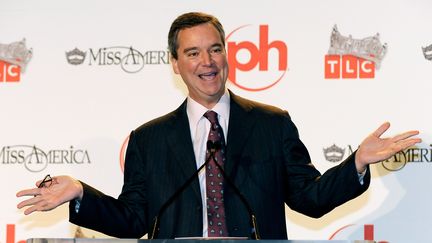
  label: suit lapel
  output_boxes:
[163,92,257,201]
[166,100,202,201]
[225,91,256,177]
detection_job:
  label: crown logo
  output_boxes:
[323,144,345,162]
[328,25,388,69]
[65,47,86,65]
[0,38,33,71]
[422,44,432,61]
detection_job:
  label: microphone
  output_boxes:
[207,140,221,153]
[149,140,218,239]
[149,140,260,240]
[207,145,261,240]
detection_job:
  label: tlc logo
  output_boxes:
[3,224,25,243]
[0,61,21,82]
[226,25,288,91]
[325,55,375,79]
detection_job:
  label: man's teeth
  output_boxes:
[199,72,217,79]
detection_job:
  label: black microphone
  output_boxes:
[207,140,221,153]
[150,140,260,240]
[208,145,261,240]
[149,140,219,239]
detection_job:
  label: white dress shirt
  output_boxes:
[186,90,230,237]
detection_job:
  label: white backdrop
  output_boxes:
[1,0,431,242]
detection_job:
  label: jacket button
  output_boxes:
[233,227,239,231]
[196,206,202,211]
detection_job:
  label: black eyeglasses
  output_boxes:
[38,174,53,188]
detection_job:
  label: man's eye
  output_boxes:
[211,48,222,54]
[187,51,199,57]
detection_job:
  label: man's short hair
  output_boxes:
[168,12,225,60]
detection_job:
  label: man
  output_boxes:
[17,12,421,239]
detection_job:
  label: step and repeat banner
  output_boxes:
[1,0,431,242]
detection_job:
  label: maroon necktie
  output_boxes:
[203,110,228,237]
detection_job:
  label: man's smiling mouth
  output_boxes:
[198,71,218,80]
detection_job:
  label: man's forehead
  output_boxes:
[177,24,223,47]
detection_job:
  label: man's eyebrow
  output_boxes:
[183,43,223,54]
[211,43,223,48]
[183,47,198,54]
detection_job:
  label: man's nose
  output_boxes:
[201,52,213,66]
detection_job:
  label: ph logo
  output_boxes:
[119,135,130,173]
[4,224,25,243]
[0,61,20,82]
[329,224,388,243]
[325,55,375,79]
[226,25,288,91]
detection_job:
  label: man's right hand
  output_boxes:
[16,175,83,215]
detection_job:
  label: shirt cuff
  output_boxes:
[74,199,81,213]
[358,168,367,185]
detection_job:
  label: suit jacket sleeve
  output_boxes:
[281,112,370,217]
[69,130,149,238]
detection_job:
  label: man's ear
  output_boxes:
[171,56,180,74]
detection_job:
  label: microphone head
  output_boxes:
[213,141,221,150]
[206,140,221,152]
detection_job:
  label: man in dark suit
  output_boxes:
[17,12,421,239]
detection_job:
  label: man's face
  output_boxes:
[172,23,228,108]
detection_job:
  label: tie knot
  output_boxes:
[204,110,218,124]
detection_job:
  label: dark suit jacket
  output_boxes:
[69,91,370,239]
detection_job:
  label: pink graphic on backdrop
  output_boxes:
[226,25,288,91]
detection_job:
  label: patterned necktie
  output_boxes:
[203,110,228,237]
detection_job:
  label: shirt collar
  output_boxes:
[186,90,230,127]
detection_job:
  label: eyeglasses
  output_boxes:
[38,174,53,188]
